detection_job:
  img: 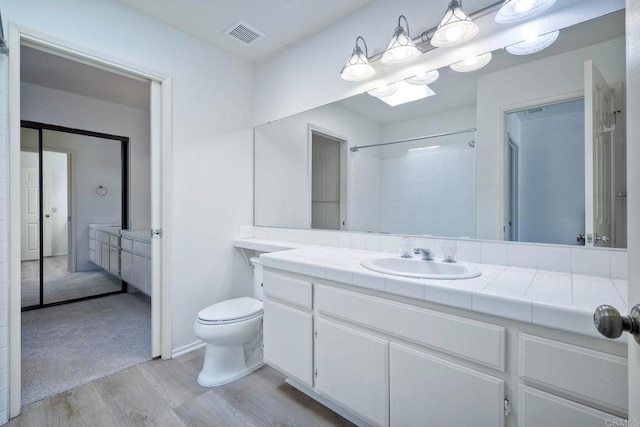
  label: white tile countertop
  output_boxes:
[234,238,627,340]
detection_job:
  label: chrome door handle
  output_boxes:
[594,234,610,244]
[594,304,640,345]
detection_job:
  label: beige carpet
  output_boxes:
[21,292,152,404]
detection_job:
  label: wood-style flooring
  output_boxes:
[8,348,354,426]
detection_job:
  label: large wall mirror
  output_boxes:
[254,9,626,248]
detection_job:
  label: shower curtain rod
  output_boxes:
[349,128,477,152]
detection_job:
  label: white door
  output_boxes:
[20,167,39,261]
[627,0,640,421]
[584,60,613,248]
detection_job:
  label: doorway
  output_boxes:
[8,27,172,417]
[309,128,348,230]
[505,98,586,246]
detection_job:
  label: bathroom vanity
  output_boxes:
[89,224,152,296]
[236,239,628,427]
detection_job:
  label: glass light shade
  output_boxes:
[381,26,420,65]
[449,52,492,72]
[506,30,559,55]
[367,83,397,97]
[431,0,479,47]
[340,46,376,81]
[495,0,557,24]
[407,69,440,85]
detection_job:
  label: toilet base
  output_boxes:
[197,342,264,387]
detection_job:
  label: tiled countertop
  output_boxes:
[234,238,627,340]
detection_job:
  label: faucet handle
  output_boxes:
[414,248,434,260]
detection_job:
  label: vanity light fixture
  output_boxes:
[495,0,557,24]
[505,30,559,55]
[408,145,440,151]
[431,0,479,48]
[340,36,376,81]
[449,52,492,72]
[381,15,420,65]
[406,69,440,85]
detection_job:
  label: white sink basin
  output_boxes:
[360,257,481,280]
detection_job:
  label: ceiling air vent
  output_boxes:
[224,21,265,46]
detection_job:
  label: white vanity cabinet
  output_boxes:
[89,224,121,278]
[262,271,314,387]
[120,230,152,296]
[262,267,509,427]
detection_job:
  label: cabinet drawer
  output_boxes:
[519,385,625,427]
[89,239,96,250]
[133,240,151,258]
[519,334,627,413]
[316,285,505,371]
[121,238,133,252]
[89,249,96,263]
[109,235,120,246]
[263,271,312,310]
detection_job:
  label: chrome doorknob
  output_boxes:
[594,304,640,344]
[594,234,610,244]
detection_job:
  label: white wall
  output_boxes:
[475,37,625,239]
[2,0,255,363]
[21,82,150,230]
[517,111,585,245]
[254,102,379,229]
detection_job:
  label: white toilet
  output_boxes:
[193,257,264,387]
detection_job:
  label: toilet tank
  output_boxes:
[250,257,264,301]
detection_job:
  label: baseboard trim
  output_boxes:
[172,340,205,358]
[285,378,374,427]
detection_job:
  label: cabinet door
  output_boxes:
[101,243,109,270]
[109,247,119,276]
[263,299,313,386]
[390,343,504,427]
[316,318,388,427]
[519,385,625,427]
[94,241,102,267]
[121,251,133,283]
[133,254,147,294]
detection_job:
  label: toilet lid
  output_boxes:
[197,297,263,323]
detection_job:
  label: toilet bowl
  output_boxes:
[193,257,265,387]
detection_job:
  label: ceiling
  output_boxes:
[21,46,151,111]
[115,0,373,62]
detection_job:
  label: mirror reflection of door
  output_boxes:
[311,131,345,230]
[506,98,586,246]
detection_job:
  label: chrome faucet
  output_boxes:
[414,248,434,261]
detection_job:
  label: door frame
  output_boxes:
[7,24,174,417]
